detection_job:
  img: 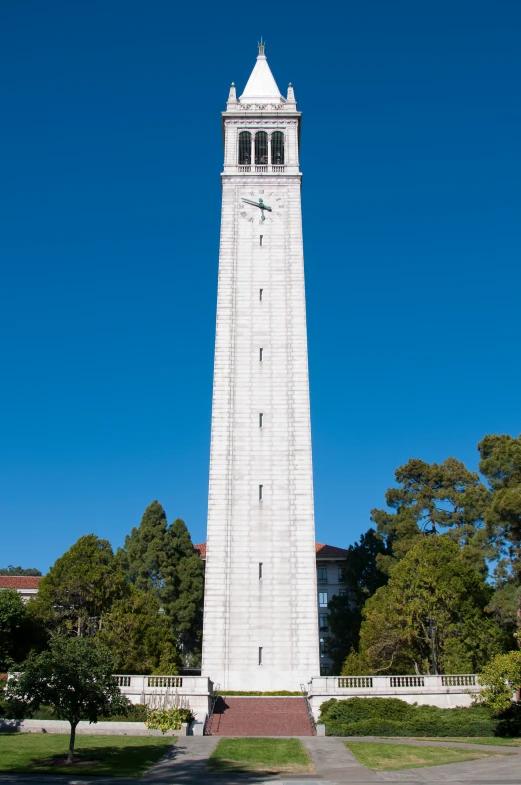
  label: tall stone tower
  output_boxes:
[201,44,320,691]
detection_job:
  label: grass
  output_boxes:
[0,733,175,776]
[345,741,503,771]
[207,738,315,774]
[396,736,521,747]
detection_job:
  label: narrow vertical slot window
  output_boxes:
[259,484,263,501]
[259,235,263,247]
[259,562,263,579]
[258,647,263,665]
[259,288,263,301]
[259,413,263,428]
[259,348,263,361]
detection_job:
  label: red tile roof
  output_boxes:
[193,542,349,559]
[0,576,42,589]
[315,542,350,558]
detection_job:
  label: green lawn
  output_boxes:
[0,733,175,776]
[346,741,503,771]
[397,736,521,747]
[207,738,315,774]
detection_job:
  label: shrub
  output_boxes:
[319,697,514,738]
[145,707,195,734]
[215,690,302,696]
[101,703,148,722]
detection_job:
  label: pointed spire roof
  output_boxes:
[239,40,284,104]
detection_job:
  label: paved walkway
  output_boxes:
[1,736,521,785]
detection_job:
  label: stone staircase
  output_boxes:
[207,696,315,736]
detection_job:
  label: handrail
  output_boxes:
[300,683,316,736]
[204,683,220,736]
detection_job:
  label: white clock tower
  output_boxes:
[201,43,320,691]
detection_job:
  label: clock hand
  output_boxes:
[241,198,272,212]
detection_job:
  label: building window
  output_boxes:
[259,288,263,301]
[259,413,263,428]
[319,614,328,632]
[238,131,251,165]
[317,566,327,584]
[258,646,263,665]
[259,484,263,501]
[271,131,284,165]
[255,131,268,165]
[259,348,263,361]
[259,562,263,579]
[339,589,348,597]
[318,591,328,607]
[320,664,331,676]
[338,567,346,582]
[319,637,325,656]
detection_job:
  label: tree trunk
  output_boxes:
[66,722,78,764]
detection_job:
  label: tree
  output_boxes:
[371,457,493,575]
[477,650,521,714]
[118,501,168,596]
[119,504,204,666]
[0,591,45,670]
[479,434,521,584]
[96,589,180,674]
[161,518,204,663]
[6,636,128,763]
[0,566,42,576]
[342,536,510,676]
[326,529,390,671]
[33,535,128,637]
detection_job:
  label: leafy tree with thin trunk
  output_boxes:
[6,636,128,763]
[33,535,128,637]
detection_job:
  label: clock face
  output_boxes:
[239,189,285,225]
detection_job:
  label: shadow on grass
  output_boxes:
[1,741,174,778]
[144,745,296,783]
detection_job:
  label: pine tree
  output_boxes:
[118,501,168,596]
[119,504,204,667]
[162,518,204,664]
[371,457,493,575]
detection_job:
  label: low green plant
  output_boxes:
[319,697,521,738]
[145,707,194,734]
[216,690,303,696]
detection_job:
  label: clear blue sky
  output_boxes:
[1,1,520,573]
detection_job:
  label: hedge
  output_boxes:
[319,698,521,738]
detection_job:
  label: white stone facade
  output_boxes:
[201,48,320,690]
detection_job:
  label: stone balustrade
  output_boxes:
[307,674,480,719]
[113,675,213,725]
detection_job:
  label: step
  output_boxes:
[207,696,315,737]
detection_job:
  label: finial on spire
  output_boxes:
[286,82,296,103]
[258,37,266,56]
[227,82,237,105]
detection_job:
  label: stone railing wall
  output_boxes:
[112,675,213,726]
[307,674,480,719]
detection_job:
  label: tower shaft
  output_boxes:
[202,49,319,690]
